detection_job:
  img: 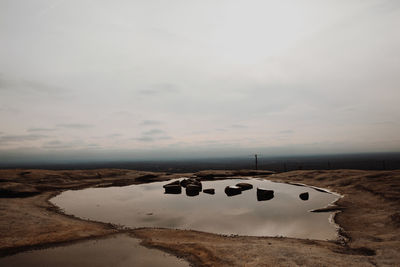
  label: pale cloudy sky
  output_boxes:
[0,0,399,162]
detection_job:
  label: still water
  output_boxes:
[0,235,189,267]
[51,178,339,240]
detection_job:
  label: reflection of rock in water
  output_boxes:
[257,188,274,201]
[203,188,215,194]
[257,194,274,201]
[186,184,201,196]
[299,192,309,200]
[164,184,182,194]
[225,186,242,196]
[236,183,253,191]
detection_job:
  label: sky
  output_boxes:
[0,0,399,162]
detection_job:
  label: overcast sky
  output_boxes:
[0,0,399,162]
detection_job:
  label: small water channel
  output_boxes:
[0,234,189,267]
[51,178,340,240]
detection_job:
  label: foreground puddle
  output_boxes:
[0,235,189,267]
[51,178,339,240]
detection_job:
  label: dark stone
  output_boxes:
[257,188,274,201]
[187,179,202,190]
[187,184,201,191]
[299,192,309,200]
[164,184,182,194]
[186,184,201,196]
[180,179,190,188]
[191,177,201,182]
[163,180,181,188]
[236,183,253,191]
[203,188,215,195]
[225,186,242,196]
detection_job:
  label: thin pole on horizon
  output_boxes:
[255,154,258,170]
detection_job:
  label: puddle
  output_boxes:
[0,234,189,267]
[51,179,340,240]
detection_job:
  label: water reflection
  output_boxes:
[51,179,339,240]
[257,193,274,201]
[0,235,189,267]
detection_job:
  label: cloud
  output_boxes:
[0,134,49,143]
[0,2,399,158]
[138,83,179,95]
[140,120,162,126]
[107,133,123,138]
[44,140,63,146]
[0,75,66,94]
[279,130,294,134]
[135,136,156,142]
[135,136,171,142]
[42,140,100,150]
[27,127,56,132]
[56,123,93,129]
[0,105,20,114]
[134,128,171,142]
[138,90,159,95]
[143,129,165,136]
[231,124,248,129]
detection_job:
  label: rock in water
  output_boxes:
[225,186,242,196]
[162,180,180,188]
[257,188,274,201]
[236,183,253,191]
[186,184,201,196]
[299,192,309,200]
[203,188,215,195]
[180,179,190,188]
[187,179,202,190]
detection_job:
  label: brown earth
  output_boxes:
[0,168,399,266]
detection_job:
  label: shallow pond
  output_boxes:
[0,235,189,267]
[51,178,339,240]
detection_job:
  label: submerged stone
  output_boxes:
[187,179,202,190]
[225,186,242,196]
[299,192,309,200]
[164,184,182,194]
[257,188,274,201]
[186,184,201,196]
[203,188,215,194]
[180,179,190,188]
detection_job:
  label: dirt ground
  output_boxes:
[0,169,399,266]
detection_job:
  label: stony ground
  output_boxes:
[0,168,399,266]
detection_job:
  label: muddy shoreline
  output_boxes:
[1,169,399,266]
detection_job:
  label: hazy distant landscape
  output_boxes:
[2,153,400,172]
